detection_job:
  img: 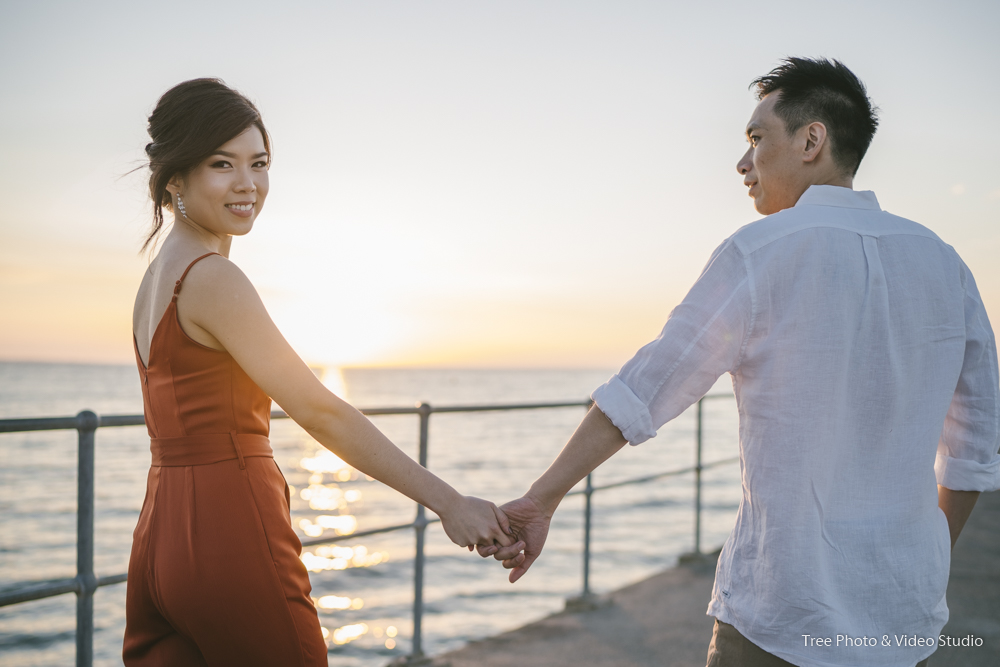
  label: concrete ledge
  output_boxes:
[430,553,719,667]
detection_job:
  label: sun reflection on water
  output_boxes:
[314,594,364,611]
[299,482,363,511]
[372,625,398,650]
[330,623,368,645]
[300,450,351,475]
[298,514,358,537]
[318,622,398,648]
[300,544,386,572]
[297,454,367,543]
[294,444,396,648]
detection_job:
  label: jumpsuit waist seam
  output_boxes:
[150,433,272,467]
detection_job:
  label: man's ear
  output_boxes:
[801,121,828,164]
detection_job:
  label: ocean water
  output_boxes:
[0,362,740,666]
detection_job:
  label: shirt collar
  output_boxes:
[794,184,881,211]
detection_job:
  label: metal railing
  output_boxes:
[0,394,737,666]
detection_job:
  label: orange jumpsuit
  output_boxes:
[123,253,328,666]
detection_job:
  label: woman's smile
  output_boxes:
[225,202,255,218]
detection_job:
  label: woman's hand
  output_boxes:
[438,496,523,554]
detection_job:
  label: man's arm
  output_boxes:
[934,261,1000,538]
[482,406,627,582]
[527,406,628,512]
[938,485,980,549]
[486,239,753,582]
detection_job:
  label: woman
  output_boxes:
[125,78,521,666]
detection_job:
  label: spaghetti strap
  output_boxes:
[172,252,221,300]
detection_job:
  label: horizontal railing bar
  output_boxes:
[426,401,591,414]
[698,456,740,470]
[0,392,739,665]
[98,573,128,587]
[2,451,740,607]
[0,402,580,434]
[0,414,143,432]
[0,395,736,435]
[0,572,128,608]
[302,456,741,545]
[0,416,83,433]
[568,456,741,494]
[357,407,421,416]
[0,577,79,606]
[283,403,594,418]
[300,517,441,547]
[96,415,147,428]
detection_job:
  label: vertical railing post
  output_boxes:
[575,399,596,606]
[76,411,99,667]
[410,402,431,661]
[694,398,703,556]
[582,473,593,598]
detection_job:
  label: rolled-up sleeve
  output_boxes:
[593,238,753,445]
[935,261,1000,491]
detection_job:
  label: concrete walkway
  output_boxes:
[933,488,1000,666]
[428,491,1000,667]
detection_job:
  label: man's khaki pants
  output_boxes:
[706,619,931,667]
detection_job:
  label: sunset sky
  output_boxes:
[2,1,998,369]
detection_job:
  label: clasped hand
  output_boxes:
[437,494,524,557]
[445,407,623,581]
[475,495,550,583]
[440,494,548,582]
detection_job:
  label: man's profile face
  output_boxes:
[737,93,805,215]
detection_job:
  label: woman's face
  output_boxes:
[169,126,270,237]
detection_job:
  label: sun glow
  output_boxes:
[274,296,403,367]
[246,237,418,367]
[320,367,347,398]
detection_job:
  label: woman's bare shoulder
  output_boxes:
[134,249,253,334]
[180,253,255,296]
[175,253,266,326]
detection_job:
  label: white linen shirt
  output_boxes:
[592,185,1000,667]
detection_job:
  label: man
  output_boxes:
[485,58,1000,667]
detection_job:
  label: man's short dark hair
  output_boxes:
[752,58,879,177]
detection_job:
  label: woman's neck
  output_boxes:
[166,216,232,258]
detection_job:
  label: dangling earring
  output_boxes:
[176,193,188,219]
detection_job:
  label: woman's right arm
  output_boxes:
[178,256,515,551]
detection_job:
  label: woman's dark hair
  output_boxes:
[142,78,271,252]
[751,58,878,177]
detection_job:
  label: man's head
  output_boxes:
[737,58,879,215]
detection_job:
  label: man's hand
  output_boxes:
[476,406,627,582]
[477,495,550,583]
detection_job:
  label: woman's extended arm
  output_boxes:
[177,255,515,551]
